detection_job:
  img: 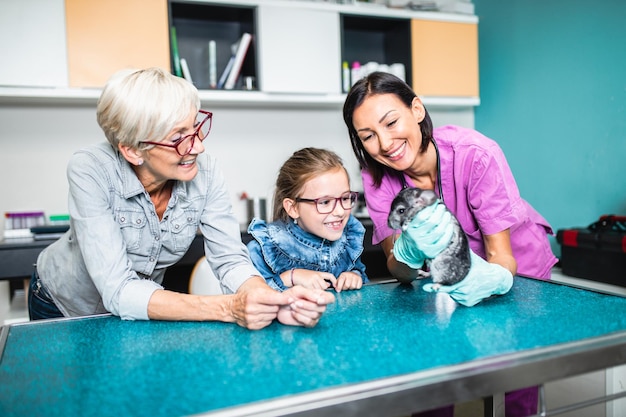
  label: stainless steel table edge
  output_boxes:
[191,330,626,417]
[0,313,112,361]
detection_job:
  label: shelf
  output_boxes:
[0,87,102,106]
[169,2,256,91]
[0,87,479,108]
[188,0,478,24]
[0,0,479,108]
[419,96,480,107]
[342,14,413,85]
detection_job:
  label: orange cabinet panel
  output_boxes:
[411,19,478,97]
[65,0,170,88]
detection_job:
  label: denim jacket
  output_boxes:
[36,142,260,320]
[246,215,369,291]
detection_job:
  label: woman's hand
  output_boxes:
[231,276,335,329]
[148,276,289,329]
[392,201,454,268]
[421,230,517,307]
[422,251,513,306]
[230,277,284,330]
[277,286,336,327]
[381,235,422,283]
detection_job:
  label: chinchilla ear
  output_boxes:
[418,189,438,206]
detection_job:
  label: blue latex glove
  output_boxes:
[422,251,513,307]
[392,200,455,269]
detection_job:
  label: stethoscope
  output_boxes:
[401,137,444,203]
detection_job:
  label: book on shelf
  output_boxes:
[217,55,236,89]
[180,58,193,84]
[221,33,252,90]
[170,27,182,77]
[208,40,217,88]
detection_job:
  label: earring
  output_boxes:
[137,158,144,166]
[294,218,298,225]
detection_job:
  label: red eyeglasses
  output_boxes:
[296,191,359,214]
[139,110,213,156]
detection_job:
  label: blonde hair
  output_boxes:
[96,67,201,149]
[273,148,350,222]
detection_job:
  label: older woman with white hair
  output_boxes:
[29,67,334,328]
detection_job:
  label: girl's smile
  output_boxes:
[290,167,353,242]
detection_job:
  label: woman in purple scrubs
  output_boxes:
[343,71,558,417]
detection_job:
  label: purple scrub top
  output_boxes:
[362,125,557,279]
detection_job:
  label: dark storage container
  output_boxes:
[556,215,626,286]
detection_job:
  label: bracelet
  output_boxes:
[289,268,295,286]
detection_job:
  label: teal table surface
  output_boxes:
[1,277,626,417]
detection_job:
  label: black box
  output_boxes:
[556,215,626,286]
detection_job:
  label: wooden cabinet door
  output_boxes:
[257,5,341,95]
[411,19,479,97]
[65,0,170,88]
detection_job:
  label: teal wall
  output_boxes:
[473,0,626,256]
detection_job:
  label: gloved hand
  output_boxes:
[422,251,513,307]
[392,200,455,269]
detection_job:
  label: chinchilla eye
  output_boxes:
[398,208,405,215]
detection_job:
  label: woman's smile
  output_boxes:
[385,141,407,161]
[179,158,196,167]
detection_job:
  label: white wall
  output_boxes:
[0,104,474,232]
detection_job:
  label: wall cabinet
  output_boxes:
[65,0,170,88]
[0,0,479,107]
[0,0,67,88]
[411,19,479,97]
[0,0,169,90]
[257,6,341,95]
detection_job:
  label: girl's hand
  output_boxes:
[333,271,363,293]
[291,269,336,291]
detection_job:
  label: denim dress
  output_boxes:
[246,215,369,291]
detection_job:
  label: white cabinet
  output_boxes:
[0,0,169,91]
[256,5,341,95]
[0,0,68,88]
[0,0,479,107]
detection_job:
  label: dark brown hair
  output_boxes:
[342,71,433,187]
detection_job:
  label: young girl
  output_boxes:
[247,147,368,293]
